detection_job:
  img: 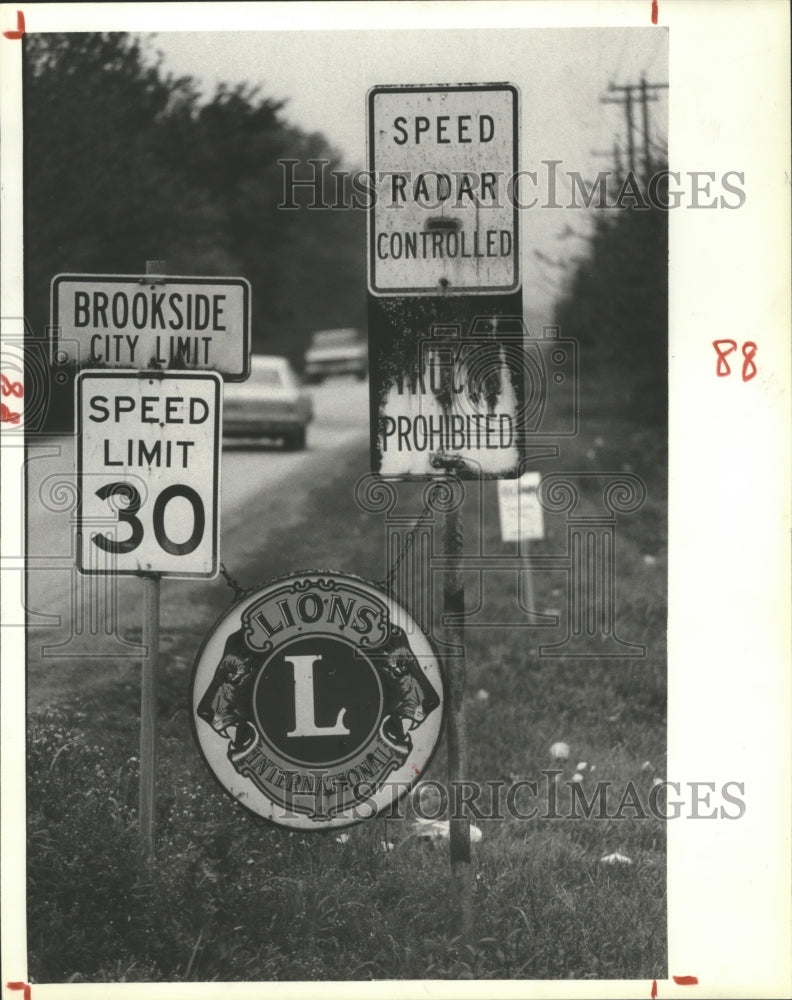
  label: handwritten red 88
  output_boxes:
[712,340,757,382]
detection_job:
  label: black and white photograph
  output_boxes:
[1,2,789,997]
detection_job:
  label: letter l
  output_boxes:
[285,654,350,737]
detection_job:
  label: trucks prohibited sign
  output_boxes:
[373,316,534,478]
[191,572,445,830]
[53,274,251,380]
[76,371,221,578]
[367,84,519,295]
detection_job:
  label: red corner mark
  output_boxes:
[651,0,658,24]
[650,975,699,996]
[7,983,32,1000]
[3,10,25,39]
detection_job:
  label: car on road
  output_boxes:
[223,355,313,450]
[304,327,367,383]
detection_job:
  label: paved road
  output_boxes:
[23,377,369,709]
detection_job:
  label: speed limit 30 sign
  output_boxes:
[76,371,221,577]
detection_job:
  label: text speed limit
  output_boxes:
[76,371,221,578]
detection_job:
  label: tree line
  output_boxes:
[23,32,365,428]
[552,168,668,427]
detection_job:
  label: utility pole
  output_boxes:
[601,76,668,179]
[592,142,623,176]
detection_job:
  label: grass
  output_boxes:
[26,408,667,983]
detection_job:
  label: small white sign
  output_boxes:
[53,274,251,380]
[498,471,544,542]
[368,84,519,295]
[76,371,221,577]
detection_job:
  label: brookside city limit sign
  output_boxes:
[53,273,251,381]
[367,83,520,296]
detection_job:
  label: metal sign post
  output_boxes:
[140,569,160,856]
[441,494,472,939]
[142,256,164,857]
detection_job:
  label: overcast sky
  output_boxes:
[152,27,668,316]
[154,28,668,170]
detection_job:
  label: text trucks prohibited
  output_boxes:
[76,371,221,578]
[367,84,519,295]
[53,274,251,380]
[190,572,445,830]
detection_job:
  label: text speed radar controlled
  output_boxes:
[413,318,578,439]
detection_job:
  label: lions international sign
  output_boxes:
[191,572,445,829]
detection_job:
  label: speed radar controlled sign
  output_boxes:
[190,572,445,830]
[368,84,519,295]
[76,370,221,578]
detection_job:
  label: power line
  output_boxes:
[600,76,668,178]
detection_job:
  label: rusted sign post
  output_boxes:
[441,495,472,936]
[367,84,523,939]
[140,566,160,856]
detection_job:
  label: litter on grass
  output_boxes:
[413,818,483,843]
